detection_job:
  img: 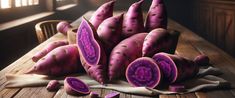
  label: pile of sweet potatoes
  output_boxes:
[26,0,210,94]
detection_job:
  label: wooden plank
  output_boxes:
[53,86,83,98]
[13,87,55,98]
[176,93,197,98]
[120,92,131,98]
[159,94,177,98]
[82,88,102,98]
[0,88,20,98]
[101,89,113,98]
[195,92,208,98]
[205,90,235,98]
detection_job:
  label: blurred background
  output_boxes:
[0,0,234,69]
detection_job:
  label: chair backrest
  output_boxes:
[35,20,63,43]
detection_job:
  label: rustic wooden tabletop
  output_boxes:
[0,11,235,98]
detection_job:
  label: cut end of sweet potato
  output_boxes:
[64,77,90,96]
[77,17,101,66]
[152,53,178,83]
[126,57,161,88]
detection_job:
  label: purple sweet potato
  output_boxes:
[26,44,83,76]
[152,52,199,83]
[145,0,167,32]
[97,14,124,53]
[122,0,145,38]
[109,33,148,81]
[126,57,161,88]
[194,54,210,66]
[57,21,72,35]
[142,28,180,57]
[142,28,169,57]
[64,77,90,96]
[105,92,120,98]
[46,80,60,91]
[89,92,100,98]
[169,84,186,92]
[32,40,69,62]
[89,1,115,30]
[77,17,107,84]
[167,29,180,54]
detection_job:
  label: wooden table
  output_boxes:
[0,11,235,98]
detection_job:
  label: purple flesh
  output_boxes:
[66,77,90,93]
[105,92,120,98]
[152,53,178,83]
[126,57,161,88]
[77,18,100,65]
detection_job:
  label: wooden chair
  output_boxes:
[35,20,64,43]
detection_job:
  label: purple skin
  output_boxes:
[32,40,69,62]
[89,92,100,98]
[142,28,170,57]
[97,14,124,53]
[109,33,148,81]
[167,30,180,54]
[122,0,144,38]
[145,0,167,32]
[57,21,72,35]
[169,84,186,92]
[77,17,107,84]
[89,1,115,30]
[64,77,90,96]
[46,80,60,91]
[105,92,120,98]
[153,52,199,83]
[194,54,210,66]
[126,57,161,88]
[26,45,83,76]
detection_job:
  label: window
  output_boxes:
[0,0,39,9]
[1,0,11,9]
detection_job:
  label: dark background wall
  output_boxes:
[164,0,235,57]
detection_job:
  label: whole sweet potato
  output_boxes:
[109,33,147,81]
[122,0,144,38]
[77,17,107,84]
[32,40,69,62]
[97,14,124,53]
[57,21,72,35]
[26,44,83,76]
[142,28,180,57]
[89,1,115,30]
[145,0,167,32]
